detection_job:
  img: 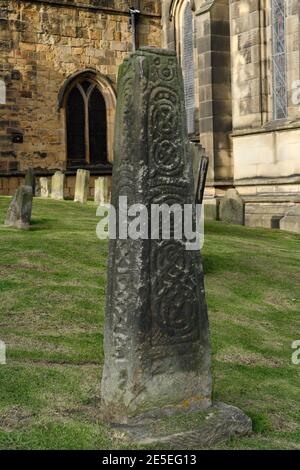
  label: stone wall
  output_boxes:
[162,0,233,196]
[230,0,300,181]
[0,0,161,185]
[0,171,111,199]
[229,0,300,228]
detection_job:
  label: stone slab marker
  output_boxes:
[4,185,33,230]
[280,205,300,233]
[25,168,36,195]
[220,188,245,225]
[74,169,90,203]
[40,177,51,198]
[51,171,65,200]
[34,177,41,197]
[94,176,112,206]
[101,48,251,446]
[190,142,208,200]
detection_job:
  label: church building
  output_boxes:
[0,0,161,197]
[1,0,300,228]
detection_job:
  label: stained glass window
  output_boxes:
[182,2,195,134]
[272,0,287,120]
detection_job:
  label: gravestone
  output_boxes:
[280,205,300,234]
[94,176,111,206]
[204,198,220,221]
[40,177,51,198]
[4,185,33,230]
[101,48,251,446]
[190,142,207,198]
[220,188,245,225]
[195,155,209,205]
[0,340,6,365]
[34,177,41,197]
[51,171,65,200]
[0,79,6,105]
[74,169,90,204]
[25,168,36,195]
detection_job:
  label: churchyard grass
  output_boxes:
[0,196,299,450]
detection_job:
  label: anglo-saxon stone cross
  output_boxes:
[101,48,212,423]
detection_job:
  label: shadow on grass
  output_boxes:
[29,218,57,230]
[202,253,237,275]
[206,220,300,243]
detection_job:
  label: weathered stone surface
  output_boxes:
[94,177,112,206]
[74,169,90,204]
[117,402,252,449]
[4,185,33,230]
[280,205,300,234]
[101,48,212,424]
[220,188,244,225]
[190,142,208,202]
[35,178,41,197]
[40,177,51,199]
[196,157,209,205]
[204,198,219,221]
[51,171,65,200]
[24,168,36,195]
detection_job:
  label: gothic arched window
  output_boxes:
[65,78,108,167]
[272,0,287,120]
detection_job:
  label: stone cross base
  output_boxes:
[113,403,252,449]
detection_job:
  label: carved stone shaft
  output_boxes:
[101,48,212,424]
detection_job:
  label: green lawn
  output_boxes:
[0,196,300,450]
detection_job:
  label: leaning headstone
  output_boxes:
[34,177,41,197]
[280,205,300,234]
[94,176,111,206]
[220,188,245,225]
[40,177,51,198]
[204,198,220,221]
[4,185,33,230]
[101,48,251,446]
[24,168,36,195]
[51,171,65,200]
[74,169,90,204]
